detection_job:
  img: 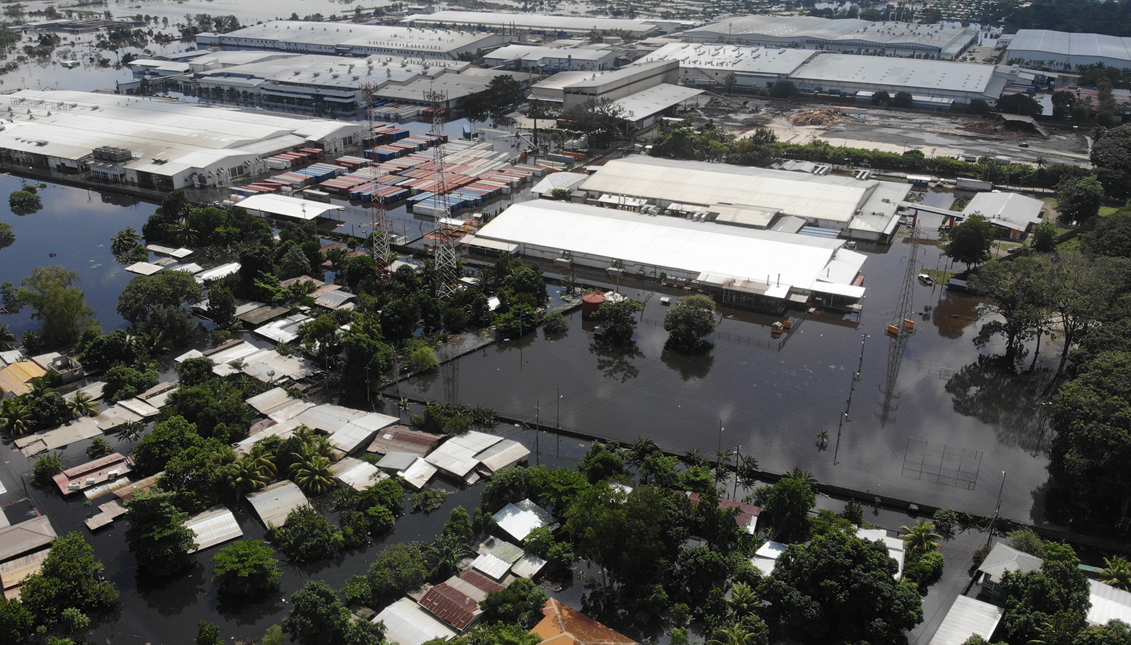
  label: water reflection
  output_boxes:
[137,561,208,616]
[590,340,643,383]
[945,354,1054,453]
[931,291,980,339]
[660,343,715,381]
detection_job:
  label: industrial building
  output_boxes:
[196,21,508,60]
[401,11,659,37]
[683,15,977,60]
[787,54,1008,105]
[1007,29,1131,70]
[466,200,869,311]
[561,60,679,109]
[638,43,818,89]
[484,44,618,72]
[577,156,909,240]
[138,51,529,116]
[0,90,363,191]
[962,191,1045,240]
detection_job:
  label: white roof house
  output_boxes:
[929,596,1006,645]
[858,528,906,579]
[425,431,505,480]
[399,458,439,491]
[493,499,558,543]
[962,192,1044,237]
[330,457,387,492]
[374,597,457,645]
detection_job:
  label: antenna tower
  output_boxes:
[878,222,920,426]
[365,82,393,268]
[426,85,458,301]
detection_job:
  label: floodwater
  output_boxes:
[0,175,155,336]
[396,190,1058,524]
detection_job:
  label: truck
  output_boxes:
[956,177,993,192]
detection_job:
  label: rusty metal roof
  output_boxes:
[419,583,480,630]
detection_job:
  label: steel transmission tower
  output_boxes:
[363,82,393,268]
[878,222,920,427]
[425,86,458,302]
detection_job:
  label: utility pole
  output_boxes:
[556,387,561,457]
[985,471,1008,550]
[834,333,868,465]
[535,401,541,467]
[732,444,741,499]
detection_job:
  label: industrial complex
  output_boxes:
[682,15,978,60]
[484,44,619,72]
[574,156,910,241]
[1006,29,1131,70]
[0,90,363,191]
[399,11,667,37]
[196,21,508,60]
[637,43,1033,103]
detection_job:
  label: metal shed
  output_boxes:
[367,426,442,457]
[928,596,1005,645]
[330,457,387,492]
[0,516,57,562]
[492,499,558,543]
[425,431,504,479]
[471,552,512,581]
[186,506,244,553]
[399,458,439,491]
[374,597,457,645]
[246,480,310,528]
[296,404,367,433]
[328,412,399,454]
[475,440,531,475]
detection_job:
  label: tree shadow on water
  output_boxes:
[660,340,715,381]
[944,354,1055,453]
[136,561,207,617]
[590,340,644,383]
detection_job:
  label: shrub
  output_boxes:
[32,453,64,487]
[267,506,344,562]
[543,310,568,335]
[933,508,960,539]
[904,550,945,591]
[412,488,448,513]
[86,437,113,460]
[212,540,281,598]
[407,345,439,373]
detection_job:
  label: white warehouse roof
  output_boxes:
[486,44,615,63]
[962,191,1044,233]
[639,43,817,76]
[612,84,705,122]
[237,194,344,220]
[403,10,658,36]
[929,597,1005,645]
[789,53,998,95]
[1087,579,1131,626]
[474,201,867,297]
[375,597,457,645]
[200,21,500,56]
[580,156,908,225]
[1010,29,1131,65]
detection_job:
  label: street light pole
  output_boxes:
[985,470,1008,550]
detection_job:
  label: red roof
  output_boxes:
[420,584,479,630]
[686,492,762,529]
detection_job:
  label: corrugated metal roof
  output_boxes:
[0,361,47,395]
[330,457,387,491]
[472,552,514,581]
[493,499,557,543]
[1088,579,1131,626]
[329,412,399,453]
[419,583,480,630]
[963,192,1044,233]
[246,387,295,415]
[475,440,530,474]
[246,480,310,528]
[405,10,657,35]
[612,84,704,122]
[186,506,243,553]
[16,416,103,456]
[641,43,816,75]
[756,540,788,560]
[426,431,504,478]
[511,553,547,579]
[929,596,1005,645]
[368,426,443,456]
[0,548,49,590]
[978,543,1042,582]
[790,54,996,94]
[235,418,305,453]
[375,597,457,645]
[296,404,368,433]
[377,451,421,472]
[459,568,505,594]
[0,516,56,562]
[237,193,343,220]
[53,453,131,495]
[400,458,438,491]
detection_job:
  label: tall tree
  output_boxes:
[759,531,923,644]
[944,214,995,268]
[663,294,719,349]
[764,472,816,544]
[124,490,197,577]
[18,533,118,626]
[1057,177,1104,224]
[1044,252,1117,374]
[16,266,96,347]
[969,256,1049,361]
[284,581,384,645]
[117,271,203,347]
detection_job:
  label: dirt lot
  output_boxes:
[692,97,1092,167]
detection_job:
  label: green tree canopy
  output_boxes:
[663,294,718,349]
[479,577,549,627]
[213,540,282,598]
[16,266,96,347]
[594,299,643,345]
[945,213,995,268]
[969,256,1049,360]
[764,472,817,544]
[124,490,197,577]
[760,531,923,644]
[996,93,1043,117]
[284,581,385,645]
[268,505,344,563]
[18,532,118,627]
[1091,123,1131,175]
[1058,176,1104,223]
[343,542,429,607]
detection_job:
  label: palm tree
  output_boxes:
[68,391,99,418]
[427,532,473,580]
[817,430,829,446]
[1101,556,1131,591]
[0,324,16,350]
[728,582,758,617]
[0,400,31,437]
[785,467,818,489]
[898,520,943,555]
[115,420,146,443]
[630,436,659,467]
[708,624,757,645]
[169,221,200,247]
[111,227,141,256]
[247,443,278,479]
[230,456,272,496]
[290,453,336,496]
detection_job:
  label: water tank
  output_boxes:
[581,292,606,319]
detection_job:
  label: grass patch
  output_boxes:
[1099,206,1120,217]
[923,268,956,283]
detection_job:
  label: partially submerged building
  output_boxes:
[0,90,363,191]
[485,44,617,72]
[467,200,869,311]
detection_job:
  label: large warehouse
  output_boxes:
[468,201,868,311]
[401,11,659,37]
[578,156,910,241]
[787,54,1009,104]
[196,21,508,60]
[136,51,527,117]
[683,15,977,60]
[1007,29,1131,70]
[0,90,362,191]
[637,43,818,89]
[484,44,618,72]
